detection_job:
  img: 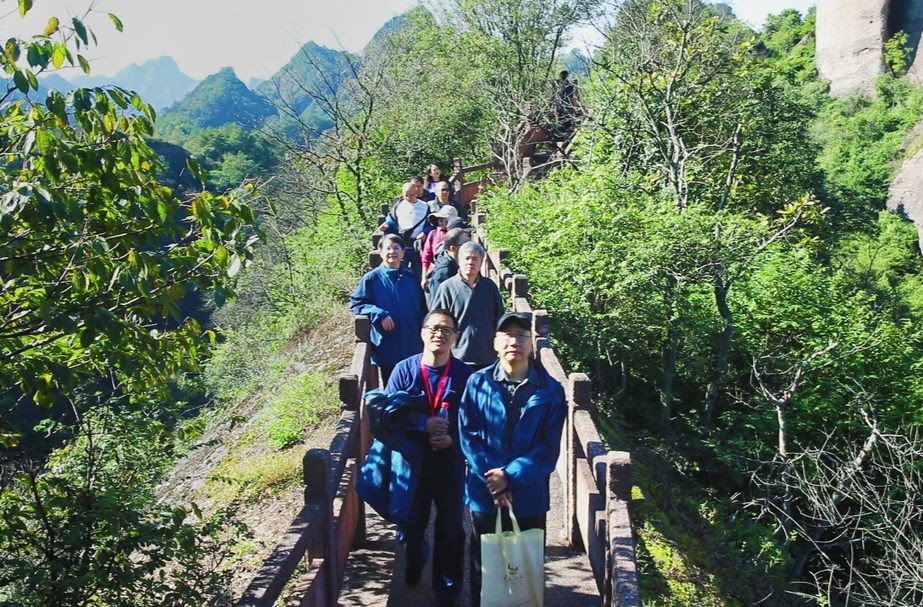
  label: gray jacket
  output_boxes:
[431,274,504,366]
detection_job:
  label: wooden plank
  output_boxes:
[328,411,358,492]
[574,456,598,552]
[538,343,568,387]
[512,297,532,314]
[590,509,607,595]
[605,452,640,607]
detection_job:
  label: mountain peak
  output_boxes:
[63,56,198,110]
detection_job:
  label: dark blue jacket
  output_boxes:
[356,355,472,525]
[356,389,428,525]
[458,359,567,518]
[426,251,459,307]
[349,265,425,367]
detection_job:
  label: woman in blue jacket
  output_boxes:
[350,234,426,384]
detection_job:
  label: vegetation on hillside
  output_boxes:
[3,0,923,605]
[481,2,923,605]
[155,67,276,145]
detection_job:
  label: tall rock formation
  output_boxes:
[902,0,923,83]
[816,0,888,96]
[816,0,923,96]
[887,127,923,252]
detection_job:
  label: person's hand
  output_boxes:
[424,416,448,435]
[381,316,395,331]
[429,434,453,450]
[494,492,513,508]
[378,224,388,232]
[421,277,429,291]
[485,468,509,496]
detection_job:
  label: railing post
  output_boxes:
[566,373,590,547]
[533,309,550,357]
[304,449,337,606]
[354,315,370,343]
[339,375,359,412]
[512,274,528,298]
[605,451,640,607]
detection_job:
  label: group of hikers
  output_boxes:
[349,164,567,607]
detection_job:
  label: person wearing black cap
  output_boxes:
[426,225,471,306]
[458,311,567,606]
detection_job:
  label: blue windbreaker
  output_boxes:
[458,359,567,518]
[349,265,425,367]
[356,355,472,525]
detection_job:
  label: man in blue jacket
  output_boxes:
[350,234,426,384]
[357,309,472,607]
[458,311,567,607]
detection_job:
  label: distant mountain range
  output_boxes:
[27,11,419,145]
[38,56,198,111]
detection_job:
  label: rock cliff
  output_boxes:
[816,0,923,96]
[887,129,923,252]
[817,0,889,96]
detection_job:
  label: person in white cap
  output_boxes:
[421,204,459,287]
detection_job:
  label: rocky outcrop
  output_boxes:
[887,124,923,252]
[903,0,923,84]
[817,0,888,96]
[816,0,923,96]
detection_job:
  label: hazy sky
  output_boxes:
[4,0,815,82]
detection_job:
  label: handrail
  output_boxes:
[234,157,640,607]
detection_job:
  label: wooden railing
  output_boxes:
[234,316,376,607]
[471,200,642,607]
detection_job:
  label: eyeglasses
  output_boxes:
[423,325,456,337]
[497,331,531,343]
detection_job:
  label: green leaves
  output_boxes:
[18,0,32,18]
[108,13,124,32]
[0,79,262,416]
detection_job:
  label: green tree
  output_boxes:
[0,4,260,604]
[440,0,602,181]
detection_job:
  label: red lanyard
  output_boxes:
[420,357,452,416]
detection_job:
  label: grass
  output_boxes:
[204,372,340,507]
[258,373,339,450]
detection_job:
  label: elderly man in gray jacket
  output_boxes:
[430,242,504,370]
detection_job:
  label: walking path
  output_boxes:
[338,470,600,606]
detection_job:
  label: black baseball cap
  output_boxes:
[496,311,532,332]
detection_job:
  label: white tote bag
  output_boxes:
[480,505,545,607]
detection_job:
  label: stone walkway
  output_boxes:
[338,471,600,606]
